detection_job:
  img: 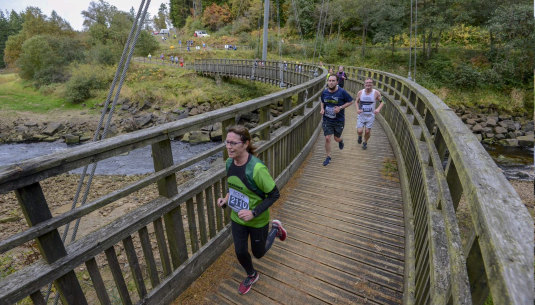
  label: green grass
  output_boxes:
[0,73,84,113]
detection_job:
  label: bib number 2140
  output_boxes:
[228,188,250,212]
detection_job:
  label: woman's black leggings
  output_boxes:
[231,220,278,276]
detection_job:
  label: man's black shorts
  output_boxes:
[322,120,344,138]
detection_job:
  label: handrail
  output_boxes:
[335,65,533,304]
[0,59,327,304]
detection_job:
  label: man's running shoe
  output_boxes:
[272,219,287,241]
[362,142,368,150]
[358,136,362,144]
[238,271,259,295]
[339,140,344,150]
[323,156,331,166]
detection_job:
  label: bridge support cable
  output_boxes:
[408,0,413,80]
[276,0,286,88]
[414,0,418,82]
[43,1,152,303]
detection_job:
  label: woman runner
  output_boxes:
[217,125,287,295]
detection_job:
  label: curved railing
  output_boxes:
[0,59,326,304]
[329,65,532,304]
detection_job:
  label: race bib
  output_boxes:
[228,188,250,212]
[325,107,337,119]
[362,105,373,113]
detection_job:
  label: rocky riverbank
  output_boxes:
[0,98,290,145]
[452,105,534,148]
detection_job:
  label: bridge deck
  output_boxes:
[177,109,405,304]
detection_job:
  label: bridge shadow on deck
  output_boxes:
[181,109,405,304]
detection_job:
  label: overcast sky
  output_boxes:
[0,0,168,31]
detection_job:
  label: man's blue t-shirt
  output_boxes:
[321,87,353,122]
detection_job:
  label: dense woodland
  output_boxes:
[0,0,533,112]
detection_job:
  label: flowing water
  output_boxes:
[0,141,532,181]
[0,141,222,175]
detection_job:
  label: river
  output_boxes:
[0,141,532,181]
[0,141,222,175]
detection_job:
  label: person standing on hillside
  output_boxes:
[355,77,385,150]
[336,66,347,88]
[320,74,354,166]
[148,53,152,62]
[180,57,184,67]
[217,125,287,295]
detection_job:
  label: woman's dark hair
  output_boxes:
[226,125,257,155]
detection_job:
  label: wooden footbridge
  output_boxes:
[0,60,531,305]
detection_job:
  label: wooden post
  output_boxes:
[283,97,292,126]
[151,139,188,268]
[15,183,87,305]
[259,105,271,140]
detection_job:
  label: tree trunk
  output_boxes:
[337,22,340,40]
[435,29,442,53]
[427,29,433,58]
[391,36,395,62]
[361,23,366,57]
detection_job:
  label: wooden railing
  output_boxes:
[0,59,326,304]
[330,65,533,304]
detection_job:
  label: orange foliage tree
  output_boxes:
[202,3,232,31]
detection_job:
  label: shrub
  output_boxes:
[64,65,112,103]
[453,65,481,88]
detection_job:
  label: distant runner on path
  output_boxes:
[355,77,384,150]
[217,125,287,295]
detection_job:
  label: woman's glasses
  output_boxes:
[225,140,244,147]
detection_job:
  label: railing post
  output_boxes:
[259,105,271,140]
[283,97,292,126]
[151,139,189,268]
[15,183,87,305]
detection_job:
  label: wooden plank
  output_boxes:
[138,226,160,288]
[29,291,46,305]
[214,180,224,231]
[186,198,199,253]
[223,178,230,224]
[205,186,217,238]
[85,257,111,305]
[278,239,403,292]
[14,182,87,305]
[153,218,172,277]
[137,226,233,305]
[196,192,208,246]
[105,246,132,305]
[122,236,147,298]
[266,250,402,304]
[278,213,404,260]
[152,139,189,268]
[0,149,226,254]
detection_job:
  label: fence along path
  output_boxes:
[183,109,405,304]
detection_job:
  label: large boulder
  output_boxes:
[210,128,222,142]
[466,118,476,125]
[43,122,63,136]
[498,139,518,147]
[138,100,152,110]
[516,134,534,147]
[181,130,211,144]
[472,124,484,132]
[494,126,507,134]
[189,108,200,116]
[485,118,497,127]
[134,114,153,127]
[64,134,80,144]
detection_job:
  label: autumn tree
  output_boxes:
[202,3,232,31]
